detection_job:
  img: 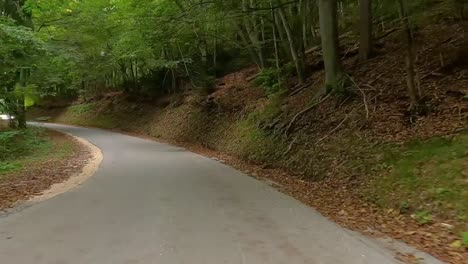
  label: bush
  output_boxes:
[253,68,283,96]
[0,128,47,162]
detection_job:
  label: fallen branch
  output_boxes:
[246,73,260,82]
[421,67,445,80]
[367,72,385,86]
[347,74,369,120]
[283,136,298,156]
[285,93,331,135]
[314,91,384,145]
[315,104,363,145]
[289,79,320,97]
[375,27,400,42]
[315,113,352,145]
[289,83,310,97]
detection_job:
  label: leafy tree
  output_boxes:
[0,0,462,121]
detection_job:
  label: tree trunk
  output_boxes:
[318,0,343,90]
[398,0,420,108]
[235,23,262,68]
[358,0,373,61]
[277,5,305,83]
[455,0,466,20]
[242,0,265,68]
[270,0,282,87]
[16,69,27,129]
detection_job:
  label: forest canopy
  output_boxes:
[0,0,466,127]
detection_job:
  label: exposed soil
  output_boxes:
[0,130,93,210]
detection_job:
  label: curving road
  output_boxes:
[0,123,442,264]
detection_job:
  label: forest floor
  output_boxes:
[29,18,468,263]
[0,126,91,210]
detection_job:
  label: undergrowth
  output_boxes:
[0,127,51,175]
[68,103,97,114]
[370,134,468,220]
[228,92,287,163]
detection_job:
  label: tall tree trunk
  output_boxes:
[16,69,27,129]
[273,12,290,57]
[358,0,373,61]
[455,0,466,20]
[398,0,420,108]
[270,0,282,87]
[318,0,343,90]
[302,0,310,49]
[213,38,217,70]
[235,23,262,68]
[277,5,305,83]
[242,0,265,68]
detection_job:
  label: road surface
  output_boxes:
[0,123,441,264]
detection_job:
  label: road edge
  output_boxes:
[22,122,446,263]
[26,132,103,205]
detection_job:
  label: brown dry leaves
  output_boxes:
[0,130,90,210]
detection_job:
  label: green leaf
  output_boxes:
[462,232,468,245]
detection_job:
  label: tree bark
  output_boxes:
[318,0,343,90]
[270,0,282,87]
[242,0,265,68]
[358,0,373,61]
[235,22,262,68]
[278,5,305,83]
[16,69,27,129]
[398,0,420,108]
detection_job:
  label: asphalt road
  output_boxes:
[0,123,441,264]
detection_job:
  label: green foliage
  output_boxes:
[0,128,50,174]
[229,93,287,163]
[254,68,283,96]
[414,210,433,224]
[399,201,411,214]
[371,134,468,219]
[232,118,286,163]
[68,103,97,114]
[1,0,455,100]
[0,162,21,174]
[462,232,468,245]
[0,128,48,161]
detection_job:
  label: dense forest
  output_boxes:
[0,0,465,126]
[1,0,468,263]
